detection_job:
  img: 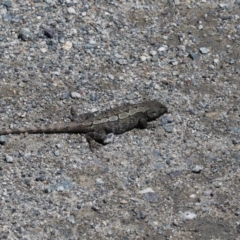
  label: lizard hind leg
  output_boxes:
[70,107,79,121]
[70,107,95,122]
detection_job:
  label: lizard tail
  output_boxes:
[0,122,85,135]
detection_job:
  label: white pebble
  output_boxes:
[209,65,215,70]
[192,165,204,173]
[70,92,82,99]
[5,155,14,163]
[139,187,154,194]
[149,50,157,56]
[214,181,222,188]
[189,194,197,199]
[140,56,147,62]
[108,74,115,80]
[219,4,227,9]
[181,211,197,220]
[70,28,77,36]
[96,178,105,184]
[63,41,72,51]
[174,0,180,5]
[40,48,47,53]
[67,7,76,14]
[158,46,168,52]
[199,47,210,54]
[172,71,179,76]
[56,144,62,149]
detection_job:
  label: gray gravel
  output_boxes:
[1,1,240,239]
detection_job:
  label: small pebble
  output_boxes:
[117,59,128,65]
[199,47,210,54]
[35,176,45,182]
[63,41,73,51]
[4,0,13,8]
[40,48,47,53]
[120,199,128,204]
[234,211,240,216]
[56,169,63,175]
[132,209,148,219]
[43,28,55,38]
[181,211,197,220]
[163,125,173,133]
[67,215,75,224]
[172,71,179,76]
[18,28,33,41]
[56,144,62,149]
[108,74,115,80]
[5,155,14,163]
[203,190,213,196]
[189,52,200,60]
[0,135,7,145]
[90,92,98,101]
[70,28,77,36]
[173,0,180,5]
[149,50,157,56]
[67,7,76,14]
[189,194,197,199]
[142,192,159,203]
[96,178,105,185]
[140,56,147,62]
[24,179,31,187]
[158,46,168,52]
[44,186,53,193]
[209,65,215,70]
[54,150,59,156]
[139,187,154,194]
[213,181,222,188]
[219,4,227,9]
[192,165,204,173]
[70,92,82,99]
[60,91,70,100]
[55,180,73,191]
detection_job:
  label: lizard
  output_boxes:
[0,100,167,144]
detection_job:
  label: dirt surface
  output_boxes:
[0,1,240,239]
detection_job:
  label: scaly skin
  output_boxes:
[0,100,167,143]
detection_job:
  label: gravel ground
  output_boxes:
[1,0,240,239]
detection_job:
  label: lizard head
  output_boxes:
[145,101,168,120]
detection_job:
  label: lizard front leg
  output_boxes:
[85,129,108,151]
[138,118,148,129]
[85,129,107,144]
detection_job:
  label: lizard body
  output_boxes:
[0,100,167,143]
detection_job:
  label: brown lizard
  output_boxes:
[0,100,167,144]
